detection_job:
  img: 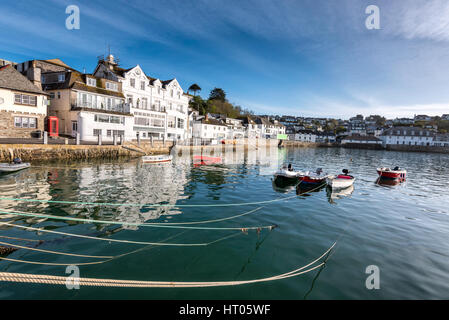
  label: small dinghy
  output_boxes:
[377,167,406,180]
[298,168,329,186]
[142,154,173,164]
[326,169,355,189]
[273,164,300,185]
[0,158,30,173]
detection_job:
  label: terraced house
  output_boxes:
[0,64,48,138]
[93,55,190,141]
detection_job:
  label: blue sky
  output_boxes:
[1,0,449,119]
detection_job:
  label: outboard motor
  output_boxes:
[288,163,293,171]
[393,166,400,171]
[316,168,323,175]
[342,169,349,175]
[13,157,22,164]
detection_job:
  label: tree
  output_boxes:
[209,88,226,102]
[188,83,201,96]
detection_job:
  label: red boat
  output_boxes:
[298,168,329,186]
[377,167,406,180]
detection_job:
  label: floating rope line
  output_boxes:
[0,241,112,259]
[0,241,336,288]
[0,194,298,208]
[145,207,264,225]
[0,210,277,231]
[0,221,246,247]
[0,233,243,267]
[0,235,42,243]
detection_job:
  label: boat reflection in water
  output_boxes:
[375,177,406,187]
[272,179,297,194]
[296,182,326,196]
[326,185,354,204]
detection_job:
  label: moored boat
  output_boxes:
[298,168,329,186]
[0,162,30,173]
[273,164,301,186]
[377,167,406,180]
[142,154,173,163]
[326,169,355,189]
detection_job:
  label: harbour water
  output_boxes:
[1,147,449,299]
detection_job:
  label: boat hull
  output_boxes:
[142,155,173,163]
[0,163,31,173]
[377,170,406,180]
[326,176,355,189]
[298,175,327,185]
[273,174,299,186]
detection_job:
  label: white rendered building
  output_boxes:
[94,56,190,141]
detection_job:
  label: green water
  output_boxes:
[0,147,449,299]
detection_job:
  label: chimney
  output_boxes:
[27,64,42,89]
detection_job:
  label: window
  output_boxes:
[141,81,145,91]
[87,78,96,87]
[14,117,37,128]
[130,78,135,88]
[57,92,61,99]
[72,121,78,132]
[106,82,118,91]
[177,118,184,129]
[58,74,65,82]
[93,129,102,136]
[142,98,148,109]
[14,94,37,106]
[50,92,55,99]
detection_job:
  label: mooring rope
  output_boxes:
[0,241,336,288]
[0,209,276,231]
[0,240,112,259]
[0,235,42,243]
[0,194,298,208]
[0,233,243,267]
[0,221,247,247]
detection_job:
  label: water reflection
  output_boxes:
[326,185,354,204]
[375,177,406,187]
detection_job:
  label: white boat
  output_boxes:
[273,165,303,186]
[142,155,173,164]
[0,162,31,173]
[326,169,355,189]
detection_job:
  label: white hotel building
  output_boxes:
[380,127,435,147]
[94,55,190,141]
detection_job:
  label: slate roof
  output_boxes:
[342,135,381,141]
[42,71,124,98]
[0,64,48,95]
[382,126,435,137]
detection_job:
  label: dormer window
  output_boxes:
[58,74,65,82]
[87,78,96,87]
[106,82,118,91]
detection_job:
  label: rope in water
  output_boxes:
[0,194,298,208]
[0,233,242,267]
[0,209,276,231]
[0,240,112,259]
[0,241,336,288]
[0,235,42,243]
[0,221,246,246]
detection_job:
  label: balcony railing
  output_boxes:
[72,101,129,114]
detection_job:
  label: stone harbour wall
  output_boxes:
[0,143,169,162]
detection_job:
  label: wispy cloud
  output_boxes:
[385,0,449,42]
